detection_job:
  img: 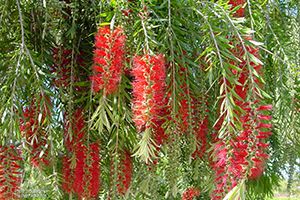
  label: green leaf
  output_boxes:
[248,53,263,65]
[223,180,245,200]
[248,40,264,46]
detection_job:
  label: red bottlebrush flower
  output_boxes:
[229,0,245,17]
[210,142,232,199]
[107,159,115,200]
[255,151,269,159]
[117,150,133,195]
[91,26,126,95]
[20,96,51,169]
[72,143,87,197]
[62,142,101,199]
[64,124,83,196]
[30,141,50,168]
[210,14,272,199]
[249,166,264,180]
[235,72,249,100]
[211,107,249,199]
[63,108,102,198]
[87,142,101,198]
[0,145,22,200]
[132,54,167,145]
[182,187,200,200]
[64,108,86,152]
[230,36,264,103]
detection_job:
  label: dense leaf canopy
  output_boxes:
[0,0,299,199]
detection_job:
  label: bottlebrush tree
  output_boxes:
[0,0,299,200]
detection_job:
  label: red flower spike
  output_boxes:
[72,143,87,197]
[51,47,71,88]
[212,34,273,198]
[132,54,168,147]
[64,108,85,152]
[91,26,126,95]
[63,110,85,197]
[20,96,51,169]
[0,145,22,200]
[178,98,189,132]
[117,150,133,195]
[62,109,102,198]
[88,143,101,198]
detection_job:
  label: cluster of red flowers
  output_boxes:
[211,55,272,199]
[211,71,272,199]
[91,26,126,95]
[0,145,22,200]
[232,35,272,180]
[62,109,101,199]
[248,104,272,180]
[211,1,273,198]
[210,141,230,200]
[132,54,168,146]
[117,150,133,195]
[73,143,87,196]
[62,142,101,199]
[182,187,200,200]
[63,109,86,196]
[88,143,101,197]
[229,0,245,17]
[64,109,85,152]
[20,96,51,168]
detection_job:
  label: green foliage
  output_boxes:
[0,0,299,199]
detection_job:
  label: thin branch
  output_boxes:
[211,5,257,97]
[16,0,44,95]
[140,16,150,53]
[16,0,25,49]
[246,0,254,32]
[194,9,235,135]
[167,0,177,121]
[140,0,150,52]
